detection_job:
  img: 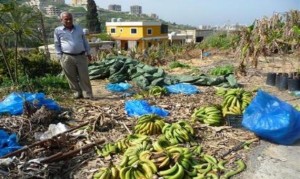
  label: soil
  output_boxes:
[1,52,300,178]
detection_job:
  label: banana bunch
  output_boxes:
[121,141,153,167]
[96,143,118,157]
[115,134,149,152]
[166,146,194,170]
[119,159,157,179]
[134,114,165,135]
[215,87,227,96]
[93,165,119,179]
[191,106,223,126]
[148,86,168,97]
[152,135,171,152]
[158,162,186,179]
[151,150,172,169]
[190,144,202,156]
[162,120,194,144]
[221,88,253,116]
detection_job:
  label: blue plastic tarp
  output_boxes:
[0,130,22,157]
[0,92,60,115]
[125,100,169,117]
[165,83,199,95]
[106,82,132,92]
[243,90,300,145]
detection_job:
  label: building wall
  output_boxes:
[130,5,142,15]
[108,4,121,11]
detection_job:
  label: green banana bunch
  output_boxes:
[158,162,185,179]
[93,165,120,179]
[152,135,171,152]
[150,150,172,169]
[121,141,153,167]
[148,86,168,97]
[119,159,157,179]
[162,120,194,144]
[192,105,223,126]
[221,88,253,117]
[166,146,194,171]
[96,143,118,157]
[115,134,149,152]
[215,87,228,96]
[134,114,165,135]
[220,159,246,179]
[190,144,202,156]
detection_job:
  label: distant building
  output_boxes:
[130,5,142,15]
[108,4,121,11]
[71,0,88,6]
[45,5,61,16]
[180,29,215,43]
[150,13,159,19]
[28,0,64,10]
[106,21,168,51]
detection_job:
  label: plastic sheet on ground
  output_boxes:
[125,100,169,117]
[0,92,60,115]
[165,83,199,95]
[106,82,132,92]
[0,130,22,157]
[242,90,300,145]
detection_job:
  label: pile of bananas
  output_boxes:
[134,114,165,135]
[220,88,253,116]
[115,134,149,152]
[152,135,171,152]
[122,141,153,166]
[162,120,194,144]
[96,143,118,157]
[191,105,223,126]
[119,142,157,179]
[157,146,197,178]
[148,86,168,97]
[133,86,167,99]
[93,165,119,179]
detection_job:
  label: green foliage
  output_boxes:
[95,33,111,41]
[169,61,190,69]
[198,32,239,50]
[209,65,234,76]
[1,74,69,95]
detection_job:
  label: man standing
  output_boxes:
[54,12,93,99]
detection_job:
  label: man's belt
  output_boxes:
[62,51,85,56]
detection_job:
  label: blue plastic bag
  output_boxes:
[165,83,199,95]
[242,90,300,145]
[0,92,60,115]
[0,130,22,157]
[106,82,132,92]
[125,100,169,117]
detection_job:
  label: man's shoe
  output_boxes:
[73,94,83,99]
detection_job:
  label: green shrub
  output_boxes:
[169,61,190,69]
[209,65,234,76]
[198,32,239,50]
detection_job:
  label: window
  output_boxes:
[131,28,137,34]
[147,28,152,35]
[120,28,123,32]
[110,28,116,34]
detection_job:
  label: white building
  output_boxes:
[45,5,61,16]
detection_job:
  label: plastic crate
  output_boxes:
[225,115,243,128]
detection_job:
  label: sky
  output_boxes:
[66,0,300,27]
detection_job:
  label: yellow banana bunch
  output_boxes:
[93,165,120,179]
[150,150,172,169]
[192,105,223,126]
[96,143,118,157]
[148,86,168,97]
[134,114,165,135]
[162,120,194,144]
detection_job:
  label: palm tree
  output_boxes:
[0,0,40,83]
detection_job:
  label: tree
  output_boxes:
[86,0,101,33]
[0,0,40,83]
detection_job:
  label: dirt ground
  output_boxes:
[1,52,300,178]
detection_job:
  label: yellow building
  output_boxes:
[105,21,168,51]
